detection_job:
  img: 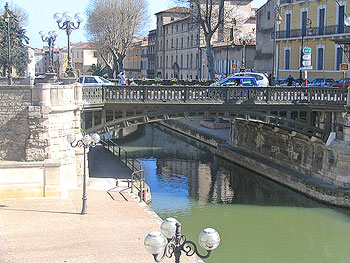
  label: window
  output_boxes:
[181,37,184,48]
[267,12,270,20]
[93,51,97,58]
[285,49,291,70]
[187,54,189,68]
[181,55,183,68]
[190,54,193,68]
[336,47,343,70]
[318,7,326,35]
[84,77,98,83]
[338,5,345,33]
[317,47,324,70]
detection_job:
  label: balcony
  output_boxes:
[280,0,293,4]
[273,25,350,39]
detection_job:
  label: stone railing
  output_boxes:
[82,85,348,106]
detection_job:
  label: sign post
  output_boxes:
[301,48,312,86]
[340,63,348,89]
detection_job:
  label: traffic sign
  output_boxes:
[300,66,313,70]
[302,61,311,67]
[303,47,311,54]
[340,63,349,71]
[232,63,237,70]
[303,54,311,60]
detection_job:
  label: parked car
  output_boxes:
[231,72,269,87]
[332,78,350,87]
[78,76,114,86]
[307,78,335,87]
[210,76,259,87]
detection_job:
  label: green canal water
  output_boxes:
[114,125,350,263]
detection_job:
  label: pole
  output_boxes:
[299,34,304,85]
[226,44,229,77]
[81,145,87,214]
[343,70,345,89]
[272,11,276,86]
[7,19,12,85]
[240,42,246,72]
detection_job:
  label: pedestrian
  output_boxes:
[268,73,273,85]
[287,74,294,86]
[119,70,126,85]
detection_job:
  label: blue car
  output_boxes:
[210,77,259,87]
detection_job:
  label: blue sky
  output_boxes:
[0,0,267,48]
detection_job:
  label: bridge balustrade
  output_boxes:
[82,85,348,106]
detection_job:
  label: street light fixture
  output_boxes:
[4,2,12,85]
[67,132,100,214]
[237,31,256,72]
[39,31,58,73]
[271,5,282,86]
[53,12,84,77]
[144,217,220,262]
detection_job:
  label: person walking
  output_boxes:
[119,70,126,85]
[287,74,294,86]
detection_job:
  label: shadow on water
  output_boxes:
[113,123,350,217]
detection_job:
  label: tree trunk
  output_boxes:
[206,43,215,80]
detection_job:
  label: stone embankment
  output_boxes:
[157,117,350,208]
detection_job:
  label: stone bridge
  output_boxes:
[82,85,349,142]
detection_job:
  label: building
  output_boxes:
[147,30,157,78]
[34,47,63,77]
[71,43,98,76]
[276,0,350,80]
[153,2,256,80]
[255,0,275,74]
[124,38,142,79]
[141,37,149,78]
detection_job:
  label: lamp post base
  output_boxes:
[65,66,77,78]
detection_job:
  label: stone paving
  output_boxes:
[0,146,196,263]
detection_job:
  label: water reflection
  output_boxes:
[113,124,350,263]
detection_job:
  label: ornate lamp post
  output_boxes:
[237,31,256,72]
[67,133,100,214]
[298,18,312,85]
[53,12,84,77]
[4,2,12,85]
[271,6,282,86]
[39,31,58,73]
[144,218,220,263]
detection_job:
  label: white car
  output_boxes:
[231,72,269,87]
[78,76,114,86]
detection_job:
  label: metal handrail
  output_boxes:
[100,139,146,202]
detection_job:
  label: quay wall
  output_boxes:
[158,117,350,207]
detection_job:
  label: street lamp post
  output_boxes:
[53,12,84,77]
[298,18,312,85]
[237,31,256,72]
[39,31,58,73]
[271,5,282,86]
[4,2,12,85]
[144,218,220,263]
[67,133,100,215]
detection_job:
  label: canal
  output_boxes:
[114,124,350,263]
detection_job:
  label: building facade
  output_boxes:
[153,2,256,80]
[255,0,275,74]
[124,38,142,79]
[71,43,98,76]
[276,0,350,80]
[147,30,157,78]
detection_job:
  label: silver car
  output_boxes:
[79,76,114,86]
[232,72,269,87]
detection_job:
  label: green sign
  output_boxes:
[303,47,311,54]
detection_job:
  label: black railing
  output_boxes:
[273,24,350,39]
[100,139,146,202]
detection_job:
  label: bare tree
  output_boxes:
[85,0,149,78]
[174,0,248,79]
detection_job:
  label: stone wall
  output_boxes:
[0,82,84,198]
[0,85,31,161]
[229,118,350,187]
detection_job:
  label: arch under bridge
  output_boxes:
[81,85,349,142]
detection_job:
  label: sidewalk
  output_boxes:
[0,146,195,263]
